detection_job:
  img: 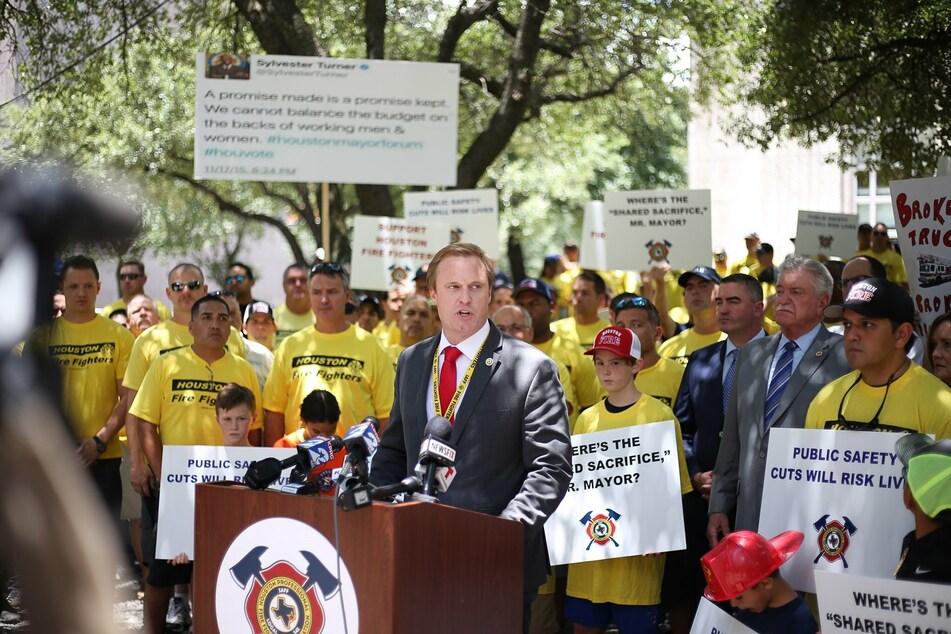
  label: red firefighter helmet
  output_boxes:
[700,530,803,602]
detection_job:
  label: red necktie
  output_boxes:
[439,346,462,418]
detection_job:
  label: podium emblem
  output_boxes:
[217,518,359,633]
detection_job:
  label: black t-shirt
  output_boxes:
[736,595,817,634]
[895,525,951,584]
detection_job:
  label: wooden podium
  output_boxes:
[193,482,524,633]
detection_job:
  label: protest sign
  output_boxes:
[546,421,685,565]
[795,210,857,259]
[689,598,757,634]
[759,429,915,593]
[156,445,296,559]
[349,215,447,292]
[402,189,500,259]
[602,189,712,271]
[194,53,459,186]
[579,201,608,271]
[891,176,951,331]
[816,571,951,634]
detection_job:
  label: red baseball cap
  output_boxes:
[585,327,641,360]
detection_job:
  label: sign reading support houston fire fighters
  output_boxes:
[602,189,712,271]
[217,517,359,634]
[402,189,500,260]
[891,176,951,331]
[815,571,951,634]
[759,429,916,593]
[195,53,459,185]
[688,598,757,634]
[157,445,296,559]
[545,422,685,566]
[349,215,447,292]
[795,210,857,260]
[578,201,608,271]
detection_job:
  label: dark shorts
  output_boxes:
[564,597,659,634]
[140,489,193,587]
[661,490,709,609]
[89,458,122,522]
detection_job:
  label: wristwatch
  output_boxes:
[93,435,107,454]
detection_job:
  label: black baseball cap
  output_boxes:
[823,277,914,324]
[678,266,722,287]
[243,300,274,323]
[513,278,554,303]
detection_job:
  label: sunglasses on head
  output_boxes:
[170,280,203,293]
[311,262,344,275]
[615,297,649,311]
[119,273,141,281]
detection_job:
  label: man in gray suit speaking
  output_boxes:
[707,256,848,546]
[370,242,572,632]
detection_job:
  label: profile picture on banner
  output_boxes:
[205,52,250,80]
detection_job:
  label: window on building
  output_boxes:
[854,170,894,229]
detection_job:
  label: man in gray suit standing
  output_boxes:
[707,256,849,546]
[370,242,572,633]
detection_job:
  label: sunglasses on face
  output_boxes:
[170,280,203,293]
[119,273,142,281]
[873,231,889,237]
[226,274,247,284]
[311,262,344,275]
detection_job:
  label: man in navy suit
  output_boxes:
[664,274,766,631]
[370,243,572,633]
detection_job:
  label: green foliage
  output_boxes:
[713,0,951,177]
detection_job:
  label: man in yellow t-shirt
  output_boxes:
[855,223,908,288]
[805,278,951,438]
[274,263,314,348]
[516,278,603,410]
[566,327,691,630]
[130,294,261,634]
[29,255,134,523]
[264,262,394,445]
[123,263,247,499]
[552,270,611,349]
[612,295,684,408]
[658,266,726,365]
[100,260,172,321]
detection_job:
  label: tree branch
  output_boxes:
[537,62,643,105]
[492,10,576,58]
[154,167,307,264]
[459,62,504,98]
[364,0,386,59]
[231,0,328,57]
[438,0,498,63]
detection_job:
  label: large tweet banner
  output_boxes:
[194,53,460,185]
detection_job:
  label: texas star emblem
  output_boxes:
[580,509,622,551]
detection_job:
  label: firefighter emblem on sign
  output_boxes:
[812,514,857,568]
[644,240,672,265]
[580,509,621,550]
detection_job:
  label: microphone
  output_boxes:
[370,476,421,500]
[245,454,300,490]
[416,416,456,499]
[283,435,344,495]
[336,419,380,511]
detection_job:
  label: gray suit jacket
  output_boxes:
[709,326,848,531]
[370,322,573,588]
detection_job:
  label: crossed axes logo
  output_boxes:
[813,514,857,569]
[388,264,412,285]
[580,509,621,551]
[644,240,672,265]
[230,545,340,634]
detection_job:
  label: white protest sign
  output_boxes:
[546,421,685,565]
[758,429,914,593]
[156,445,295,559]
[891,176,951,331]
[689,598,757,634]
[194,53,459,186]
[402,189,500,260]
[816,571,951,634]
[579,201,608,271]
[349,215,447,292]
[602,189,712,271]
[795,210,857,259]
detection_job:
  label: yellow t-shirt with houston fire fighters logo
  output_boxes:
[535,333,604,410]
[29,316,134,460]
[567,396,692,606]
[122,319,246,392]
[264,324,395,437]
[657,328,726,366]
[130,347,262,446]
[635,357,685,409]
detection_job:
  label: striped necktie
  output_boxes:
[723,349,737,415]
[764,341,798,428]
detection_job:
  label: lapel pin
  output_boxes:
[816,351,823,357]
[485,358,494,366]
